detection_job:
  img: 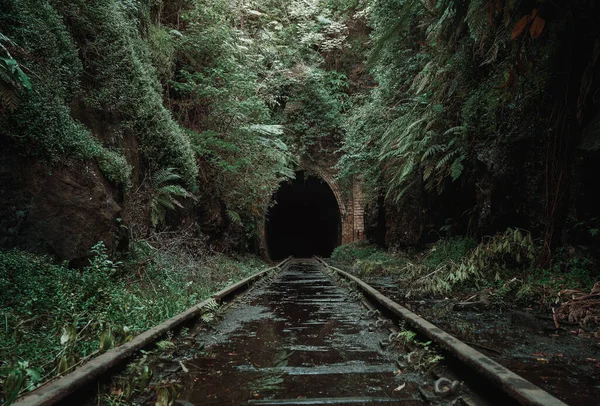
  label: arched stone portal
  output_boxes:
[261,163,365,260]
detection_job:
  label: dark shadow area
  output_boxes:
[266,171,341,259]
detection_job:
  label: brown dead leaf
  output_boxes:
[529,16,546,39]
[512,14,532,40]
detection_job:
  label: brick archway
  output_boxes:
[259,163,365,259]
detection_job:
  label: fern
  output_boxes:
[0,39,32,111]
[150,168,192,228]
[226,209,242,226]
[367,0,420,67]
[242,124,285,136]
[435,150,458,170]
[421,144,444,161]
[199,298,220,323]
[450,156,464,181]
[465,0,489,48]
[0,81,20,111]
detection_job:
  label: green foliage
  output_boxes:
[0,33,32,112]
[0,242,266,399]
[0,361,41,405]
[332,241,408,276]
[0,0,133,188]
[277,67,348,153]
[331,241,379,261]
[501,249,598,306]
[147,25,176,83]
[59,0,198,187]
[339,0,473,202]
[338,0,561,211]
[422,236,477,269]
[405,229,536,295]
[150,168,192,228]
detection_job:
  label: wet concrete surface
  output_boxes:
[177,260,429,405]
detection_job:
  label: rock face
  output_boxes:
[0,142,121,264]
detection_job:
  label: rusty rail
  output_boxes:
[316,257,568,406]
[14,257,292,406]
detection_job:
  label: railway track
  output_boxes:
[14,258,567,406]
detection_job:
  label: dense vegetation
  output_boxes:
[1,0,599,402]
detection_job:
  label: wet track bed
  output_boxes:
[17,258,566,405]
[168,259,470,405]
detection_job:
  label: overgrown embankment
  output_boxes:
[332,238,599,330]
[0,0,363,401]
[0,235,267,403]
[337,0,600,265]
[330,238,600,405]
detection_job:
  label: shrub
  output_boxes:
[331,241,379,261]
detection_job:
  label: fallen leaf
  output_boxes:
[393,383,406,392]
[536,358,549,363]
[179,361,189,373]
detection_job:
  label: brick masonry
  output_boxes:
[259,158,366,259]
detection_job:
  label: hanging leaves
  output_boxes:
[511,8,545,40]
[529,15,546,39]
[511,14,531,40]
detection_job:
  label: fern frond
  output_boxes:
[421,144,444,161]
[0,82,19,111]
[152,167,182,187]
[226,209,242,226]
[442,126,466,137]
[435,150,458,170]
[368,0,420,67]
[450,156,465,181]
[159,184,189,197]
[465,0,489,47]
[423,164,434,181]
[243,124,285,136]
[149,167,191,228]
[155,195,176,211]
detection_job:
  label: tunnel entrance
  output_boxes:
[266,171,341,260]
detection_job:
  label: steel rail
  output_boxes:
[316,257,568,406]
[14,257,292,406]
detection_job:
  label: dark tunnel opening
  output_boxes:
[266,171,341,260]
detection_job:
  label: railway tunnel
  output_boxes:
[265,171,341,259]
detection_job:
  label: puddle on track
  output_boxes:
[178,260,426,405]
